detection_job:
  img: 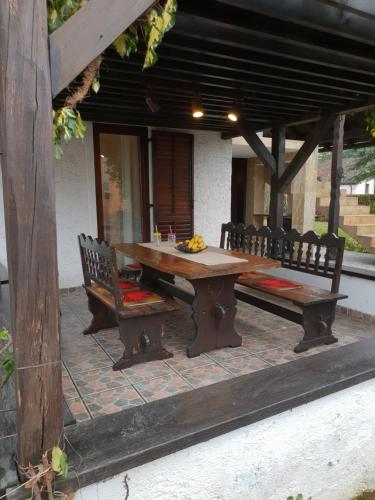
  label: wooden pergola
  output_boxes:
[1,0,375,468]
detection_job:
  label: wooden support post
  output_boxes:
[269,127,286,229]
[237,120,276,175]
[328,114,346,235]
[0,0,63,466]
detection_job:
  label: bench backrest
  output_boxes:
[220,223,345,293]
[78,234,124,310]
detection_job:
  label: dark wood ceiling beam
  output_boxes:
[150,46,375,97]
[163,33,375,86]
[174,10,375,76]
[214,0,375,46]
[277,115,335,191]
[237,120,276,175]
[49,0,154,97]
[107,56,365,102]
[102,65,354,107]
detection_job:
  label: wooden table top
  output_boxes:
[115,243,280,280]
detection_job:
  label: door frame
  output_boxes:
[93,123,150,241]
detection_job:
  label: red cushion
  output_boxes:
[127,263,142,269]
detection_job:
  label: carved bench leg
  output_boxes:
[113,314,173,371]
[83,293,117,335]
[294,301,338,353]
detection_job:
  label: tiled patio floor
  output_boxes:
[60,286,375,422]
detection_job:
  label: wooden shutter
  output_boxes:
[153,131,193,240]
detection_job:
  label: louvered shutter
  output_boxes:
[152,131,193,240]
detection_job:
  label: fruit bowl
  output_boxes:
[175,244,207,254]
[176,235,207,253]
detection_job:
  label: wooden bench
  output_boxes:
[78,234,178,370]
[220,223,348,353]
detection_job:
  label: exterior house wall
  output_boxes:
[77,378,375,500]
[0,125,232,288]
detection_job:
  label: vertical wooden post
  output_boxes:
[0,0,63,466]
[328,114,346,235]
[269,126,286,229]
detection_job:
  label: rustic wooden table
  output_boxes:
[116,243,280,357]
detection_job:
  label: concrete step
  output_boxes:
[339,205,370,215]
[351,234,375,254]
[340,214,375,225]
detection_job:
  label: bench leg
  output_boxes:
[187,275,242,358]
[113,314,173,370]
[83,293,117,335]
[294,301,338,353]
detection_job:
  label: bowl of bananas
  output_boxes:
[176,234,207,253]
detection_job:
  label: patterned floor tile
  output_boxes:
[71,366,130,396]
[163,338,189,353]
[134,373,192,402]
[84,386,144,417]
[62,374,80,400]
[67,397,90,422]
[220,354,271,376]
[165,352,212,372]
[255,347,303,365]
[242,335,282,353]
[206,346,251,363]
[180,363,233,388]
[64,346,113,374]
[123,359,176,384]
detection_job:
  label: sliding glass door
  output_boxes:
[94,125,149,245]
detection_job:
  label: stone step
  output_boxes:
[354,224,375,236]
[341,214,375,225]
[316,192,355,204]
[339,205,370,215]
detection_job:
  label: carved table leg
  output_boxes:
[113,314,173,370]
[83,293,117,335]
[294,301,338,353]
[187,274,242,358]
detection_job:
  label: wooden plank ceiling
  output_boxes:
[54,0,375,144]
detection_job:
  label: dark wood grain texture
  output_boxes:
[269,126,286,229]
[115,243,280,279]
[328,114,346,235]
[49,0,154,97]
[237,120,276,174]
[0,0,63,466]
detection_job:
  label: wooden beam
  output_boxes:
[237,120,276,174]
[0,0,63,466]
[49,0,154,97]
[269,127,286,229]
[277,115,334,191]
[328,114,346,235]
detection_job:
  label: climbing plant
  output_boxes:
[48,0,178,158]
[363,108,375,140]
[0,327,13,390]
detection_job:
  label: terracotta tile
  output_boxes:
[180,363,232,388]
[64,346,113,374]
[165,352,211,372]
[206,346,250,363]
[220,354,271,376]
[134,373,191,402]
[72,366,130,396]
[84,386,144,417]
[255,347,303,365]
[62,374,80,400]
[67,398,90,422]
[123,360,176,384]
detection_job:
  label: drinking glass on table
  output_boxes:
[153,231,161,246]
[168,231,176,246]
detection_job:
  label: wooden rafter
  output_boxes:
[277,115,335,192]
[237,120,276,174]
[49,0,155,97]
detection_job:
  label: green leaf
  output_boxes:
[54,143,63,160]
[52,446,63,473]
[59,450,68,479]
[0,328,9,341]
[92,78,100,94]
[296,495,304,500]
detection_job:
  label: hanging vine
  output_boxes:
[363,108,375,140]
[48,0,178,159]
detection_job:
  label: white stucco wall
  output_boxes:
[192,131,232,246]
[55,122,97,288]
[77,378,375,500]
